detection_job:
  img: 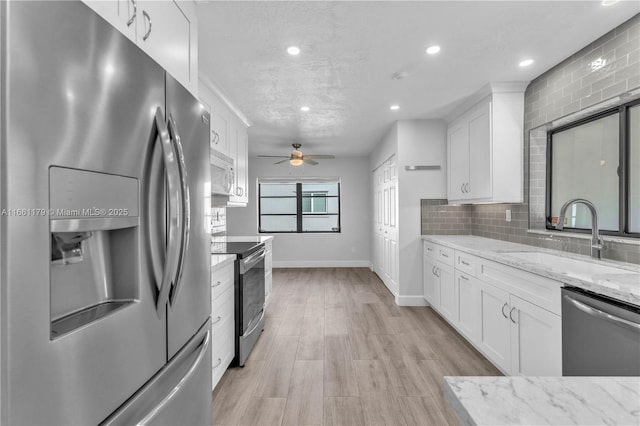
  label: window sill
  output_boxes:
[527,228,640,246]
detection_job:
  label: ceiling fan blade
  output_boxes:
[303,155,335,159]
[258,155,289,158]
[303,158,319,165]
[273,159,290,164]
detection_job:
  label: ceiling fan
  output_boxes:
[258,143,335,166]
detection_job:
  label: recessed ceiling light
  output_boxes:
[390,105,400,111]
[300,106,310,112]
[287,46,301,56]
[425,45,441,55]
[602,0,619,5]
[519,59,534,67]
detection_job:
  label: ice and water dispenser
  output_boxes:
[49,167,140,338]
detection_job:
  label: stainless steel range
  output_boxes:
[212,241,266,366]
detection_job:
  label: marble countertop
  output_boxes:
[211,235,274,243]
[211,254,235,271]
[444,376,640,426]
[422,235,640,306]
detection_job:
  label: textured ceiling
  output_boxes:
[198,1,639,157]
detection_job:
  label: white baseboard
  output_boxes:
[273,260,371,268]
[395,295,428,307]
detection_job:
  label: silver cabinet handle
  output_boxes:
[460,183,465,193]
[465,182,470,193]
[432,266,437,276]
[142,10,152,41]
[441,253,449,258]
[126,0,137,27]
[460,275,469,281]
[509,307,518,324]
[212,280,222,288]
[212,315,222,325]
[435,267,440,278]
[501,303,509,319]
[427,247,433,252]
[564,295,640,332]
[212,357,222,369]
[461,260,470,266]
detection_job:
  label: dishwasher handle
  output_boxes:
[563,295,640,332]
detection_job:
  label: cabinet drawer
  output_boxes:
[437,246,455,266]
[423,241,437,260]
[455,251,477,277]
[211,286,234,337]
[478,258,561,315]
[211,316,234,391]
[211,261,234,302]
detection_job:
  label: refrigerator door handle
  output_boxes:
[167,115,191,306]
[152,107,182,315]
[137,329,210,425]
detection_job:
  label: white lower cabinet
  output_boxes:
[509,295,562,376]
[423,257,439,308]
[455,271,479,342]
[423,241,562,376]
[436,262,456,324]
[477,279,512,373]
[264,239,273,304]
[210,261,235,390]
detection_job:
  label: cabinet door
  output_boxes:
[477,280,511,373]
[210,102,230,156]
[236,128,248,203]
[467,101,492,199]
[136,0,196,93]
[82,0,136,42]
[455,271,479,341]
[448,123,469,199]
[437,263,456,323]
[509,295,562,376]
[423,258,439,308]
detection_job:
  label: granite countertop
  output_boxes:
[444,376,640,426]
[422,235,640,306]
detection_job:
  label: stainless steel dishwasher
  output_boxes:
[562,287,640,376]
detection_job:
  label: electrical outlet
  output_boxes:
[505,209,512,222]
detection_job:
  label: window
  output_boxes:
[259,180,340,233]
[546,99,639,237]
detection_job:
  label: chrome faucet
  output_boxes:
[555,198,604,259]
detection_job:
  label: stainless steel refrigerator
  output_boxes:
[0,2,212,424]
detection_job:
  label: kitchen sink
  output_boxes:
[503,251,638,278]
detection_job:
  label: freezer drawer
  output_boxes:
[101,321,212,426]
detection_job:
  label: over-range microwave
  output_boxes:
[210,150,235,197]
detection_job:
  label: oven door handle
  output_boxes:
[242,308,265,339]
[564,295,640,332]
[240,247,266,274]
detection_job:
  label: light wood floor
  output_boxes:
[212,267,501,426]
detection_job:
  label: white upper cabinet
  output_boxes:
[229,124,249,206]
[447,82,526,204]
[82,0,198,95]
[199,79,250,207]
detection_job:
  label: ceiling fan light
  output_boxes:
[289,158,304,166]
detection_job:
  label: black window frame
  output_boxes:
[545,98,640,239]
[258,181,341,234]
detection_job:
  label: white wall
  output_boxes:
[226,156,371,267]
[396,120,447,299]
